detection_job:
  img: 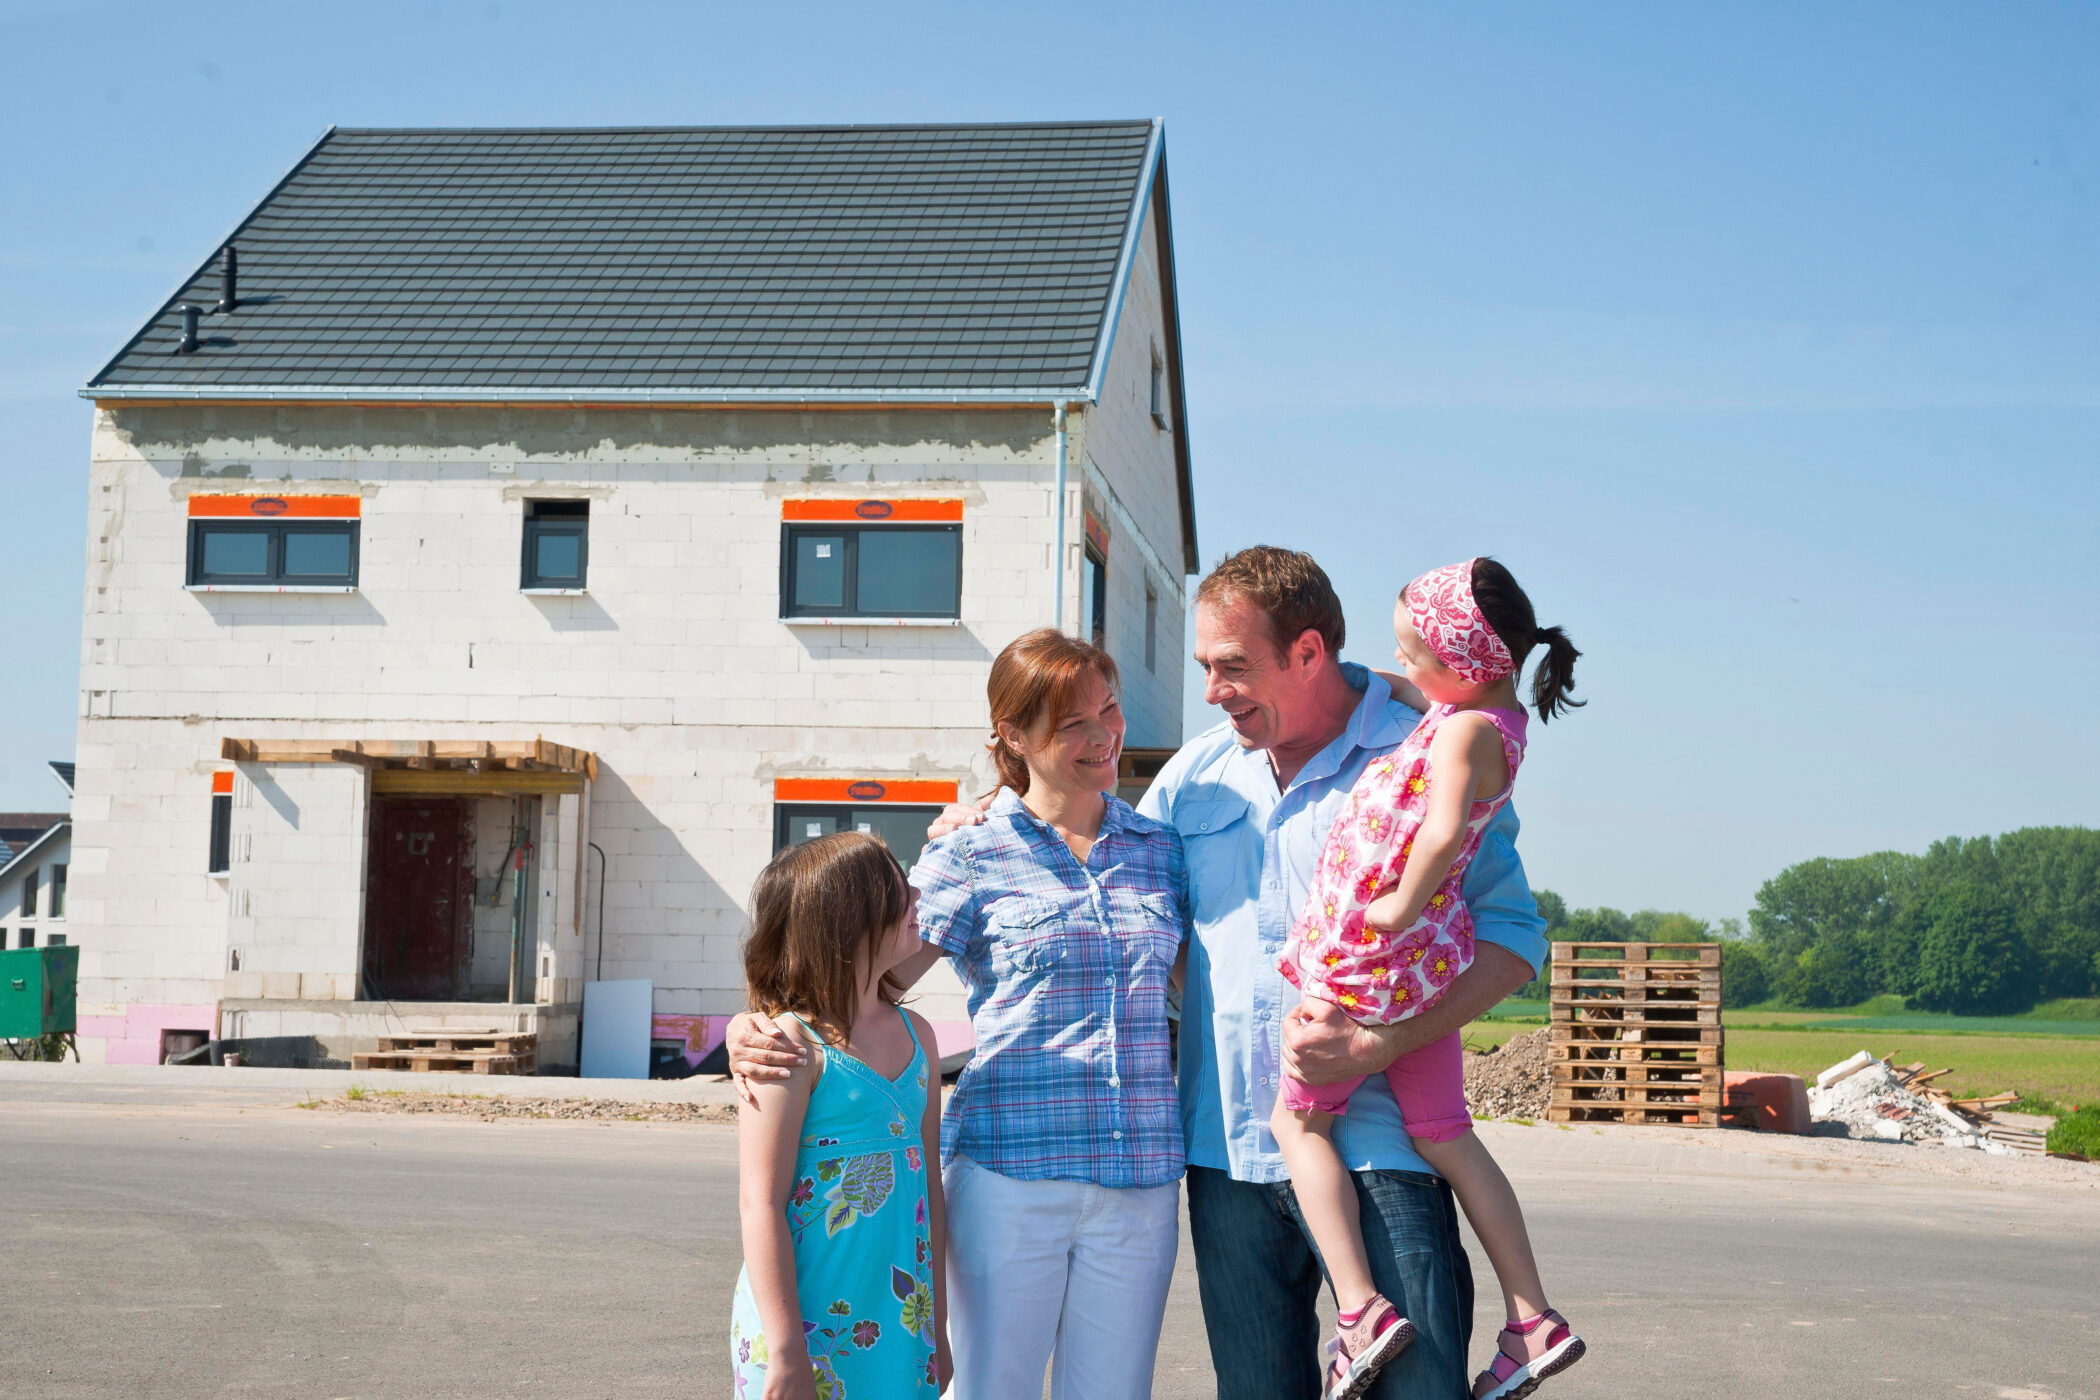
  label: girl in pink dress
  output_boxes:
[1270,558,1587,1400]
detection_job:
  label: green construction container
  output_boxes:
[0,944,78,1039]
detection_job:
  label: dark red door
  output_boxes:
[363,797,470,1000]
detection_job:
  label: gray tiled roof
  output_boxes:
[87,122,1163,397]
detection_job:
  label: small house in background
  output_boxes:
[1,762,74,955]
[71,122,1196,1068]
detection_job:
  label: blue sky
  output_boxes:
[3,1,2095,923]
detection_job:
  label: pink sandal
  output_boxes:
[1324,1294,1415,1400]
[1472,1309,1585,1400]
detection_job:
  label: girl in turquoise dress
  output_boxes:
[731,832,949,1400]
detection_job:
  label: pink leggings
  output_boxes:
[1277,1029,1472,1143]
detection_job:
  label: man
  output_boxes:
[734,546,1546,1399]
[1150,547,1545,1400]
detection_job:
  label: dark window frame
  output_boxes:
[522,500,590,590]
[208,793,233,875]
[19,868,37,920]
[1084,543,1108,647]
[186,519,360,587]
[48,863,66,920]
[772,803,945,872]
[779,523,963,620]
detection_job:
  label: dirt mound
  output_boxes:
[1465,1026,1553,1120]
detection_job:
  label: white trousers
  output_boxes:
[942,1155,1180,1400]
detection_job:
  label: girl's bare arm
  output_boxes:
[1364,714,1506,932]
[909,1012,953,1393]
[738,1029,818,1394]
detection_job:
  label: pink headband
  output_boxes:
[1405,560,1514,684]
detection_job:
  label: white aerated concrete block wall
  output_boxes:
[72,400,1185,1037]
[221,761,369,1001]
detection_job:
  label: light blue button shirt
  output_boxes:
[1138,664,1549,1184]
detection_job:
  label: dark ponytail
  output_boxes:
[1468,557,1586,724]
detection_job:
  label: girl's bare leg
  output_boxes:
[1269,1100,1379,1312]
[1413,1128,1548,1321]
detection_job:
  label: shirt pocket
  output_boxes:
[1174,796,1254,910]
[985,896,1070,976]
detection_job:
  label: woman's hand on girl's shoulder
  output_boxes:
[728,1010,812,1105]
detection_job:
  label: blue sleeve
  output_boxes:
[909,830,982,958]
[1461,803,1548,975]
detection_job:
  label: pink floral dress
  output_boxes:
[1279,704,1528,1025]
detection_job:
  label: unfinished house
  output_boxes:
[70,122,1197,1068]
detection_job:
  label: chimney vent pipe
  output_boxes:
[175,305,200,355]
[216,246,238,314]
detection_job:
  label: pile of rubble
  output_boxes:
[1808,1051,2028,1153]
[303,1092,738,1124]
[1464,1027,1554,1120]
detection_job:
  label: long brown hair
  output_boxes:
[743,831,909,1045]
[986,628,1121,795]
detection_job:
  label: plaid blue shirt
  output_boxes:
[911,789,1189,1189]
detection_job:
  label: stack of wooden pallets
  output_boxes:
[1548,941,1723,1127]
[351,1029,537,1076]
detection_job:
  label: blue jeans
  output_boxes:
[1186,1165,1474,1400]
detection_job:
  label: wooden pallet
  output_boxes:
[1552,1063,1721,1088]
[1548,942,1723,1128]
[352,1049,536,1075]
[1549,1040,1722,1066]
[376,1031,537,1055]
[1549,1104,1725,1127]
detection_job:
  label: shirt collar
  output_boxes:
[1238,662,1414,797]
[989,786,1133,839]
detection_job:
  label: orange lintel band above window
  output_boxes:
[211,771,235,794]
[188,494,362,519]
[780,499,963,523]
[773,778,961,804]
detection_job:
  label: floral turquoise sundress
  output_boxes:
[730,1011,937,1399]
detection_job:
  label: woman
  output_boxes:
[733,629,1189,1399]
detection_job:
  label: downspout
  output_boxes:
[1051,400,1069,631]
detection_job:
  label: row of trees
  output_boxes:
[1527,827,2100,1016]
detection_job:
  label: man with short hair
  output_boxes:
[1142,546,1546,1400]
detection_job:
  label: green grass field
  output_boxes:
[1471,996,2100,1107]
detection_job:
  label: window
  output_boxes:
[1150,345,1169,429]
[19,869,36,920]
[1082,544,1108,647]
[209,778,233,875]
[781,525,962,619]
[773,805,943,875]
[15,929,32,949]
[1144,580,1159,672]
[46,933,65,947]
[187,520,359,587]
[48,864,65,920]
[523,500,589,590]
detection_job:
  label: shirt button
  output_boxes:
[1104,976,1114,986]
[1112,1130,1124,1140]
[1109,1076,1121,1088]
[1199,822,1209,830]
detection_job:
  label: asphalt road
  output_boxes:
[4,1094,2094,1400]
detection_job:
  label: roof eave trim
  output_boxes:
[0,818,69,887]
[81,385,1086,405]
[1080,117,1167,406]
